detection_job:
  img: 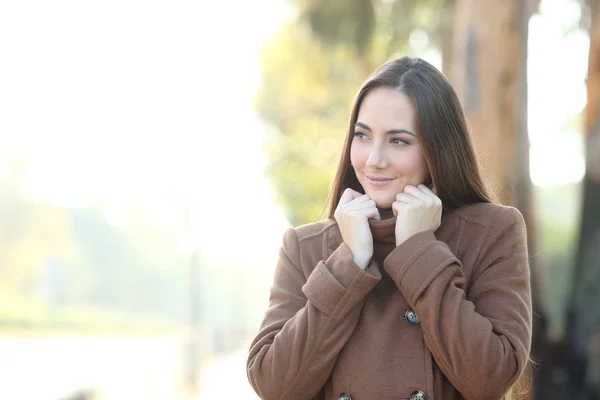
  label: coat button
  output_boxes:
[405,309,420,324]
[337,392,352,400]
[409,390,427,400]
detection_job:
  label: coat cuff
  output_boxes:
[302,243,381,317]
[383,231,460,303]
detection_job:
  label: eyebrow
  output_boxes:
[354,122,416,137]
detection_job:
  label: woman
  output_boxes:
[246,56,532,400]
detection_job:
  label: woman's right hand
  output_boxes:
[333,188,380,270]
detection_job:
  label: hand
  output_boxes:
[334,188,381,270]
[392,184,442,247]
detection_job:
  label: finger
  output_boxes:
[395,192,417,204]
[418,184,440,201]
[418,185,442,208]
[348,189,365,200]
[346,205,377,216]
[403,185,431,203]
[339,188,354,205]
[344,205,378,217]
[349,194,371,205]
[347,199,377,210]
[392,201,405,216]
[342,195,370,210]
[363,207,381,221]
[339,188,364,205]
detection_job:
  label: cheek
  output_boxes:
[350,143,365,169]
[391,150,428,177]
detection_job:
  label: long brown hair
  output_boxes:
[326,56,496,218]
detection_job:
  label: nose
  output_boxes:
[366,144,387,169]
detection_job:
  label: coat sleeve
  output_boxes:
[383,207,532,400]
[247,227,381,400]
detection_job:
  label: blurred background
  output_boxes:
[0,0,599,398]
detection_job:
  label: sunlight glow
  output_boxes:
[0,0,590,272]
[0,0,291,269]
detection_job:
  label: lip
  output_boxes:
[366,175,395,187]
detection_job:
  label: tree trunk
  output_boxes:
[450,0,528,207]
[449,1,541,398]
[550,0,600,398]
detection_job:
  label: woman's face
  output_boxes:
[350,87,430,209]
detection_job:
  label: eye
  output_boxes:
[353,131,369,140]
[391,137,409,145]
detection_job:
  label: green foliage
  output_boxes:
[256,0,453,225]
[295,0,376,53]
[0,162,250,337]
[256,23,361,226]
[0,294,175,335]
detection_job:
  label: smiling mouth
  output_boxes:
[366,176,395,187]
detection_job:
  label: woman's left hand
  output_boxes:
[393,184,442,247]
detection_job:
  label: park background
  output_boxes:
[1,0,599,398]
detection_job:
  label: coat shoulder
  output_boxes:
[447,202,524,229]
[293,218,338,243]
[288,219,339,271]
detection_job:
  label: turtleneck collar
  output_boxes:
[369,216,396,244]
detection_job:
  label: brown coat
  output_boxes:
[247,203,532,400]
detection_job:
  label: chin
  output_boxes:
[366,192,395,209]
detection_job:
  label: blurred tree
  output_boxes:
[0,163,80,301]
[535,0,600,398]
[0,160,31,275]
[0,159,261,335]
[449,0,538,208]
[256,22,358,226]
[449,3,543,398]
[257,0,455,226]
[0,165,189,330]
[5,204,75,297]
[67,205,185,316]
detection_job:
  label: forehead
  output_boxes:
[357,87,417,131]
